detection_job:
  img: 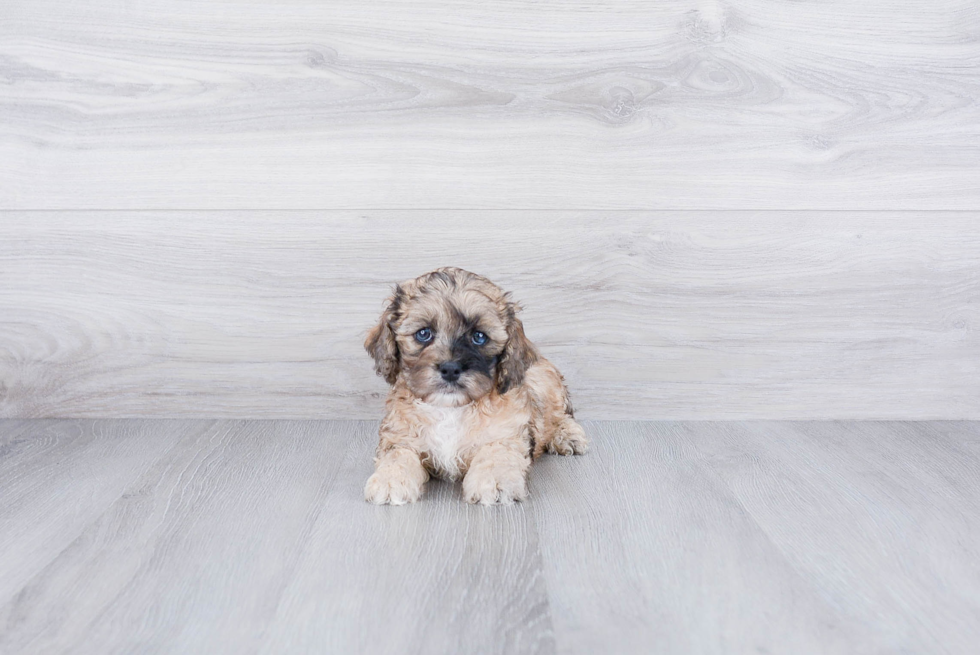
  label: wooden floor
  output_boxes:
[2,420,978,654]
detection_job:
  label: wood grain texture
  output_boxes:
[530,421,866,654]
[1,211,977,419]
[0,420,351,654]
[0,419,194,607]
[2,420,979,653]
[689,420,980,654]
[1,0,979,209]
[531,420,980,654]
[260,421,554,655]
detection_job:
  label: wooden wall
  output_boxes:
[2,212,977,419]
[1,0,978,418]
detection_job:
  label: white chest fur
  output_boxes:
[415,402,469,480]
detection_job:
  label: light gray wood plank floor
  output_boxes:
[1,420,978,654]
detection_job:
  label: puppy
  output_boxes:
[363,267,588,505]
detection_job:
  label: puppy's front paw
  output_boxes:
[364,470,423,505]
[462,467,528,506]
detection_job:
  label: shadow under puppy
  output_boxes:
[364,267,588,505]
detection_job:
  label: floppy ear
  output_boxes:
[364,287,403,385]
[496,301,538,394]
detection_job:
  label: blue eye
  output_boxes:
[471,331,487,346]
[415,328,433,343]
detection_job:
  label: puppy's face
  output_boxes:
[365,268,536,406]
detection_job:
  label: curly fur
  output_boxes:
[363,267,588,505]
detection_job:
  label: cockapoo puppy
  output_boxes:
[364,267,588,505]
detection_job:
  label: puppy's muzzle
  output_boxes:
[438,360,464,383]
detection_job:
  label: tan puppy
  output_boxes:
[364,267,588,505]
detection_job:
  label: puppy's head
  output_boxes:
[365,268,537,406]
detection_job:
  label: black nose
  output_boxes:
[439,361,462,382]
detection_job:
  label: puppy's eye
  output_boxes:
[414,328,433,344]
[471,331,488,346]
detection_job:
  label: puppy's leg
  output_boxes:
[549,416,589,456]
[462,438,531,505]
[364,447,429,505]
[526,360,589,456]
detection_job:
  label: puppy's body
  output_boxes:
[363,268,587,505]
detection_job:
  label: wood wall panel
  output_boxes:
[1,0,978,209]
[2,211,976,419]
